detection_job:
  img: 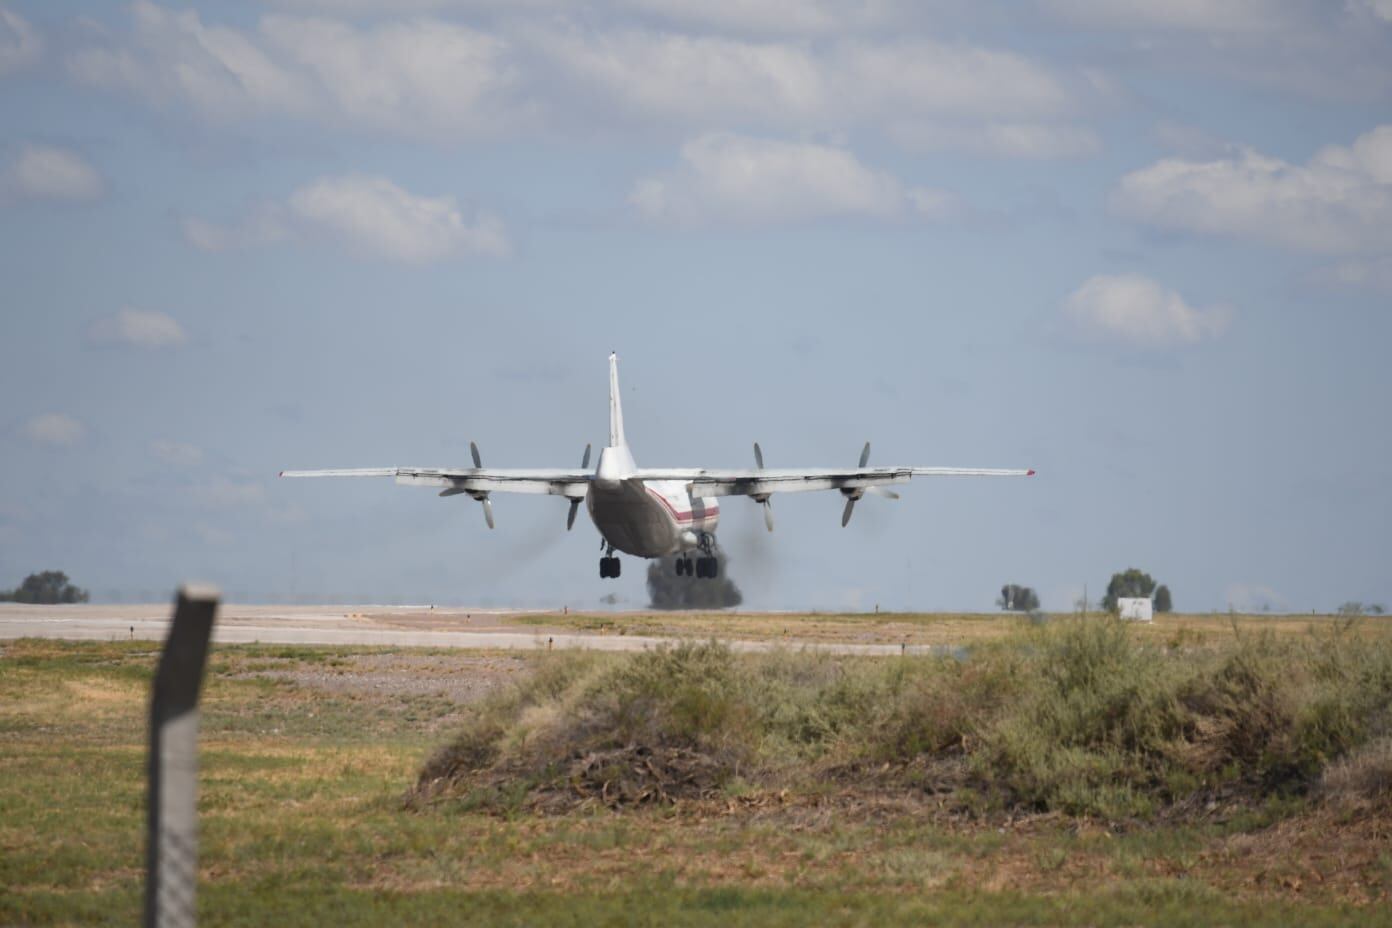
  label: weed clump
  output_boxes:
[415,621,1392,819]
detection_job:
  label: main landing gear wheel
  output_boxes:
[694,556,718,579]
[599,556,621,579]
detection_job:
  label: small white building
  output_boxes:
[1118,597,1153,622]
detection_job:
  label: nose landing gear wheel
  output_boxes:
[600,556,621,579]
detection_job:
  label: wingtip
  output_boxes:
[1027,469,1036,476]
[278,470,285,477]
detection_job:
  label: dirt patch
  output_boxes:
[231,652,527,702]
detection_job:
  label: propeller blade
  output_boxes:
[438,487,467,498]
[753,442,764,469]
[762,499,774,532]
[470,441,482,469]
[581,443,592,469]
[868,486,900,500]
[566,498,581,530]
[858,441,871,468]
[841,497,856,527]
[481,496,494,529]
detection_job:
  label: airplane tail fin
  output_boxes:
[608,352,626,447]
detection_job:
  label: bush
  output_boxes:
[415,622,1392,820]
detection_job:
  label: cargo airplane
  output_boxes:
[281,354,1033,579]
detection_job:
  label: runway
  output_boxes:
[0,603,937,656]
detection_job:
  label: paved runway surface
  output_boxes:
[0,603,934,656]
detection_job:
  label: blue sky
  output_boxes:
[1,0,1389,612]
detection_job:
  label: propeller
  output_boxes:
[566,443,592,530]
[470,441,493,528]
[753,442,773,532]
[841,441,873,527]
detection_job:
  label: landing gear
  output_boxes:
[676,555,717,579]
[600,542,620,579]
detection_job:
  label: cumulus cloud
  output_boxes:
[68,2,521,136]
[1064,274,1229,346]
[87,309,187,349]
[890,121,1100,159]
[1042,1,1392,102]
[1040,0,1308,34]
[187,174,509,262]
[1113,124,1392,256]
[535,30,1081,128]
[0,7,40,75]
[24,413,85,448]
[2,145,104,202]
[65,4,1098,157]
[630,133,956,225]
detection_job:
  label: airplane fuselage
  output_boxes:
[586,478,719,558]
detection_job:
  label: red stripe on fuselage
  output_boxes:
[644,485,718,524]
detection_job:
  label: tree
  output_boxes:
[646,553,742,610]
[997,584,1039,612]
[1101,568,1171,613]
[0,571,89,604]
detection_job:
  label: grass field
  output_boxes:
[512,608,1388,646]
[2,617,1390,926]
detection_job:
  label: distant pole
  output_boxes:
[145,585,219,928]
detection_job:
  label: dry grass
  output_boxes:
[4,634,1392,925]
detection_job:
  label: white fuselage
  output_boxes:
[586,477,720,558]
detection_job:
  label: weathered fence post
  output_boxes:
[145,585,219,928]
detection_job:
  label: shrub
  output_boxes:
[415,622,1392,819]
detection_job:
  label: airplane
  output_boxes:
[281,353,1033,580]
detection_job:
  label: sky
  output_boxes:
[1,0,1390,613]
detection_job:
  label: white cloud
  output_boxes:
[151,440,204,467]
[3,145,104,202]
[68,2,521,137]
[68,2,313,120]
[890,121,1100,159]
[188,174,509,262]
[1113,125,1392,256]
[0,7,41,75]
[1064,274,1229,346]
[260,16,521,135]
[1041,1,1392,102]
[630,133,954,225]
[24,413,86,448]
[532,28,826,125]
[182,203,290,253]
[1357,0,1392,23]
[66,5,1097,157]
[535,30,1080,128]
[1040,0,1306,34]
[87,309,187,349]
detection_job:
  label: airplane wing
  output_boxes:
[279,467,592,499]
[634,466,1033,497]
